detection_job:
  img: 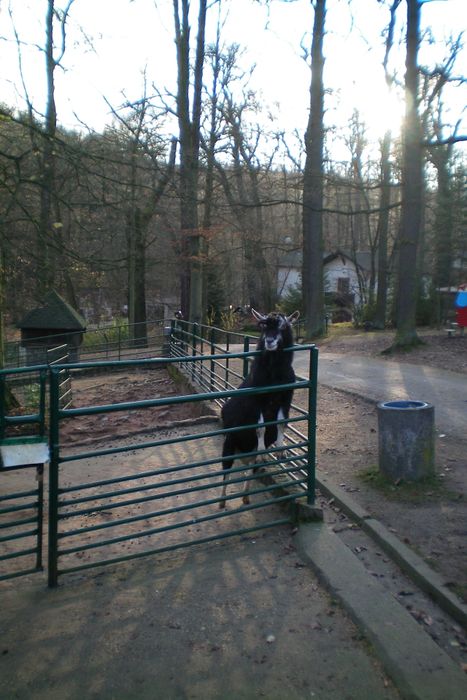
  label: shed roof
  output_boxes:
[18,290,86,331]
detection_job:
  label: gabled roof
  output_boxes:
[323,249,371,272]
[18,290,86,330]
[278,250,302,268]
[278,249,371,272]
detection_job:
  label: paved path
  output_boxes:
[293,351,467,440]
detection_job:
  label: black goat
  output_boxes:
[219,309,300,508]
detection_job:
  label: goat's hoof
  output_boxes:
[242,496,250,505]
[218,500,226,509]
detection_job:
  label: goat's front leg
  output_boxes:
[256,412,267,462]
[219,464,232,509]
[241,457,257,505]
[219,474,228,509]
[275,407,288,459]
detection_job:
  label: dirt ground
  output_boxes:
[318,325,467,374]
[57,327,466,604]
[314,327,467,604]
[59,369,217,446]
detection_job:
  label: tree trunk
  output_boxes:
[128,209,148,346]
[302,0,326,338]
[374,130,392,329]
[393,0,423,348]
[37,0,58,298]
[433,147,453,288]
[173,0,207,323]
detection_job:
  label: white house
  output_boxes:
[277,250,302,298]
[277,249,373,308]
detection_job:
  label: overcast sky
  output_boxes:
[1,0,466,154]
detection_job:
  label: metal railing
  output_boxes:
[168,319,318,502]
[5,319,167,368]
[169,319,258,396]
[0,364,49,581]
[1,320,317,587]
[45,339,316,586]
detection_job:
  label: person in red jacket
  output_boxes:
[454,283,467,332]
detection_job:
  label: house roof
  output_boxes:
[278,249,371,272]
[278,250,302,268]
[323,249,371,271]
[18,290,86,331]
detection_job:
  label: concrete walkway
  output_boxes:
[297,521,467,700]
[293,351,467,440]
[0,523,402,700]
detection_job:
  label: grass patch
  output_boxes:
[357,466,463,503]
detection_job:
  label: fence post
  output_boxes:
[48,368,60,587]
[210,327,216,391]
[191,323,198,381]
[39,369,47,436]
[199,327,205,384]
[307,346,318,505]
[0,373,5,440]
[225,332,230,390]
[243,336,250,379]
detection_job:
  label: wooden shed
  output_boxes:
[18,290,86,365]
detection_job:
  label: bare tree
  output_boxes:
[36,0,75,299]
[106,88,177,342]
[173,0,207,322]
[373,1,401,329]
[421,32,466,320]
[302,0,326,338]
[215,97,277,310]
[391,0,424,348]
[373,130,392,328]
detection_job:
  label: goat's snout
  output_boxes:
[264,335,279,351]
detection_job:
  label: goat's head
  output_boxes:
[251,309,300,352]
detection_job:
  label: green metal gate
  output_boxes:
[1,328,318,587]
[0,366,48,581]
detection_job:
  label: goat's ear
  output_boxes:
[287,311,300,325]
[251,308,267,323]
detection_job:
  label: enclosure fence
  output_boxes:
[0,321,318,587]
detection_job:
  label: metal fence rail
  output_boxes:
[169,321,317,469]
[170,319,258,395]
[46,344,316,587]
[168,319,318,505]
[1,322,317,587]
[6,319,167,368]
[0,365,49,581]
[0,470,44,581]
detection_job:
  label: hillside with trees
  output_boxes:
[0,0,465,349]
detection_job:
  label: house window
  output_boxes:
[337,277,350,294]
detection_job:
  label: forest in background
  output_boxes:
[0,0,466,349]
